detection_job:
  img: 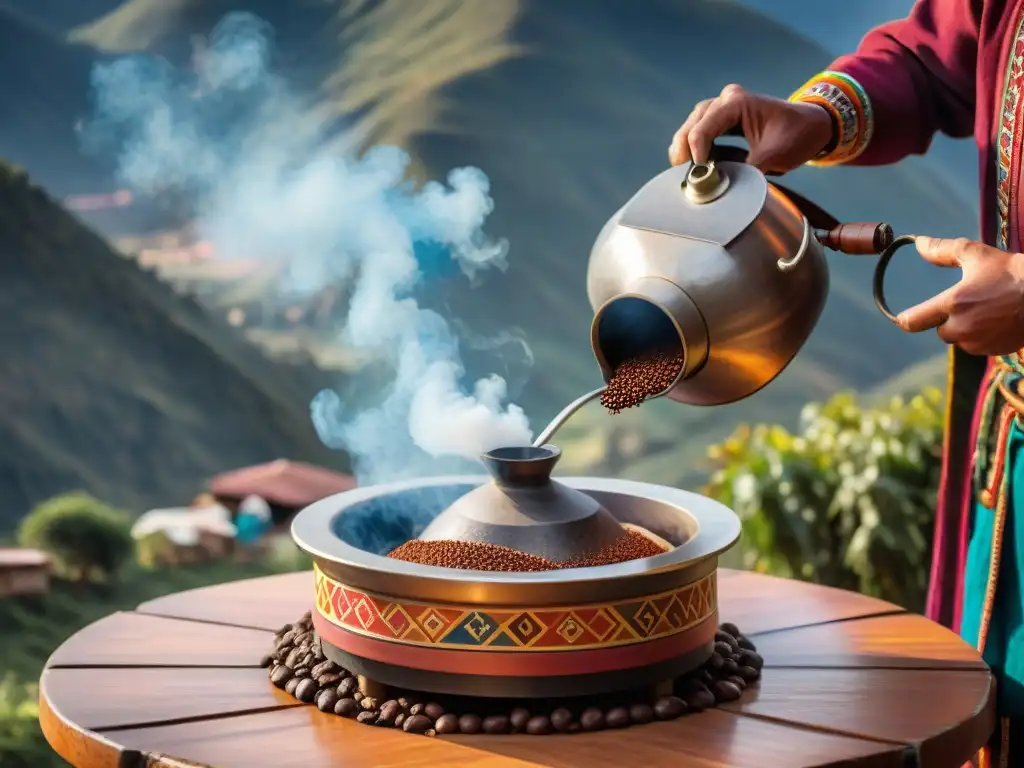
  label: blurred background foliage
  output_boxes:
[704,389,945,611]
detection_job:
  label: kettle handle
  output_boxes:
[873,235,919,325]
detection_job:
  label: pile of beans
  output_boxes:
[600,349,684,414]
[386,529,666,571]
[264,614,763,735]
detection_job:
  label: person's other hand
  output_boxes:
[897,237,1024,356]
[668,84,834,174]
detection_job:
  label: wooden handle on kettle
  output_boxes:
[815,223,895,255]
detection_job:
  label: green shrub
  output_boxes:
[17,492,134,583]
[704,389,944,611]
[0,675,49,768]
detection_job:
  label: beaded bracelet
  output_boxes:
[789,70,874,166]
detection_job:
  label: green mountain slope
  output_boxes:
[0,163,344,531]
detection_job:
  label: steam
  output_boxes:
[81,12,533,483]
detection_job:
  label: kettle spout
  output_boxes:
[590,276,709,393]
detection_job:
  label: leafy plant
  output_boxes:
[704,389,944,610]
[17,492,134,583]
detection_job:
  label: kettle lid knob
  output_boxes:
[684,160,730,204]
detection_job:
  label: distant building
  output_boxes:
[0,548,51,597]
[209,459,357,529]
[131,504,238,566]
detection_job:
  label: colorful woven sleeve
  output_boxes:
[789,71,875,167]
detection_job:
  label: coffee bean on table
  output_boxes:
[580,707,605,731]
[509,707,531,732]
[394,713,406,729]
[317,672,341,687]
[685,688,716,711]
[316,689,339,713]
[707,652,724,670]
[424,702,445,720]
[294,678,318,703]
[738,665,759,682]
[482,715,510,734]
[606,706,630,729]
[270,665,293,688]
[712,680,742,703]
[338,677,359,697]
[284,648,304,668]
[409,702,424,716]
[727,675,747,690]
[526,715,552,735]
[335,698,359,717]
[719,622,740,638]
[356,711,378,725]
[311,660,338,678]
[435,714,459,734]
[259,654,273,668]
[738,649,763,670]
[378,701,400,724]
[654,696,687,720]
[459,714,483,734]
[738,635,756,651]
[714,641,734,658]
[722,659,739,675]
[397,696,415,710]
[629,704,654,725]
[716,631,740,653]
[550,708,573,732]
[284,677,300,696]
[424,729,437,738]
[404,714,433,734]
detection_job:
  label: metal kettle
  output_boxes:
[586,142,914,406]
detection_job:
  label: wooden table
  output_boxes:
[38,569,995,768]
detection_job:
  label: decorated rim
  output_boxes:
[291,475,741,605]
[314,564,716,654]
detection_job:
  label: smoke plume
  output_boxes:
[81,12,533,483]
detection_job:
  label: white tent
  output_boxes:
[131,504,236,546]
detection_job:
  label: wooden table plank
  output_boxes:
[717,570,903,635]
[42,667,298,730]
[720,668,996,768]
[101,706,547,768]
[752,614,988,670]
[454,709,906,768]
[98,705,907,768]
[46,612,273,667]
[39,692,125,768]
[136,571,313,631]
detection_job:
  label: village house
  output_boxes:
[209,459,356,532]
[0,548,51,598]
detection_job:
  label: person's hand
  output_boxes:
[897,237,1024,356]
[668,84,835,174]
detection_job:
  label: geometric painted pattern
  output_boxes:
[313,565,716,652]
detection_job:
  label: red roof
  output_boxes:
[208,460,356,509]
[0,548,50,568]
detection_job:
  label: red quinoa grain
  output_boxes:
[387,530,667,572]
[600,350,684,414]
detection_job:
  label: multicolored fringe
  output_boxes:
[789,70,874,166]
[971,365,1020,768]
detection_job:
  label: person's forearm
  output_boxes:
[788,0,979,167]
